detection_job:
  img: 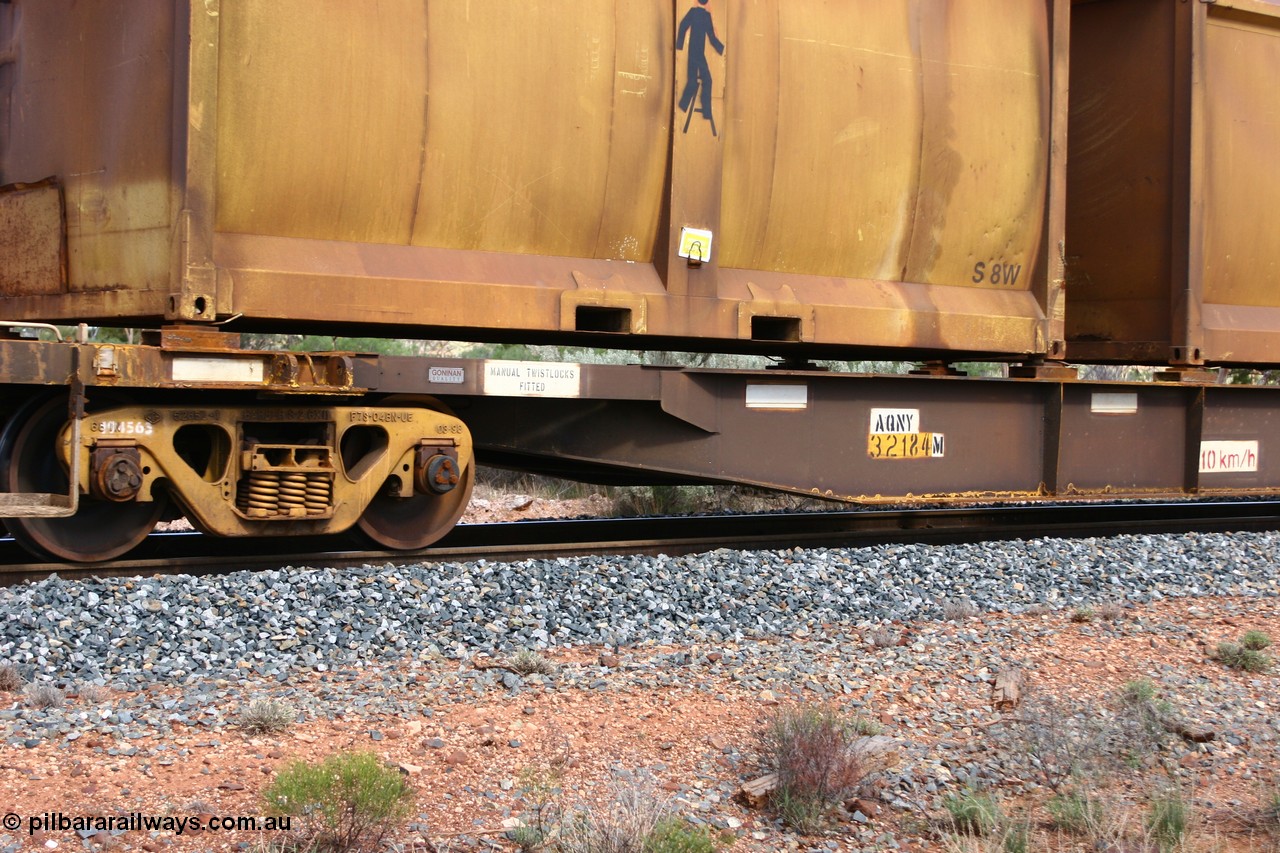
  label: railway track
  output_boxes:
[2,499,1279,585]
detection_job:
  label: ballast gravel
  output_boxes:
[1,531,1277,688]
[0,531,1277,852]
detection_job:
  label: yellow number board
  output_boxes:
[867,432,945,460]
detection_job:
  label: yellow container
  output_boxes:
[2,0,1068,359]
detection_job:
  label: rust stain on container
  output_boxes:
[0,180,66,297]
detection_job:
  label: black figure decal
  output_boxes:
[677,0,724,136]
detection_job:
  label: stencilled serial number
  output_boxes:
[971,260,1023,287]
[867,432,945,460]
[90,421,155,436]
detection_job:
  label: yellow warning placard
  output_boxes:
[678,227,713,262]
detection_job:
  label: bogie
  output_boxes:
[0,393,474,562]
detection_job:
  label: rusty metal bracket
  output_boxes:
[155,324,242,351]
[910,361,968,377]
[0,357,83,518]
[1009,361,1079,380]
[0,410,84,517]
[264,352,358,393]
[1154,367,1221,384]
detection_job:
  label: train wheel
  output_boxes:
[357,462,474,550]
[355,396,474,550]
[0,395,167,562]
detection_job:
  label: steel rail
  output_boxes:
[1,499,1278,586]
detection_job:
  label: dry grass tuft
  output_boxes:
[760,704,871,832]
[507,649,558,677]
[23,682,65,709]
[0,662,23,692]
[240,698,296,735]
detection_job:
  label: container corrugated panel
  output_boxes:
[1,1,1068,360]
[1066,0,1280,366]
[0,2,178,298]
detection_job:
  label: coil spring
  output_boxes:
[237,470,333,517]
[236,471,281,518]
[305,475,331,515]
[278,472,307,515]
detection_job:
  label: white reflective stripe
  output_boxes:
[171,357,265,383]
[746,384,808,409]
[1091,392,1138,414]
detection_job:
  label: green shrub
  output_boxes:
[1265,786,1280,826]
[848,715,883,736]
[609,485,712,517]
[1120,679,1157,705]
[760,704,870,832]
[1215,641,1272,673]
[507,824,546,853]
[1146,790,1189,852]
[943,789,1001,837]
[1070,607,1095,623]
[1117,679,1173,747]
[1240,630,1273,651]
[1046,789,1105,836]
[773,788,828,836]
[262,751,414,853]
[1001,819,1030,853]
[511,763,564,852]
[643,817,728,853]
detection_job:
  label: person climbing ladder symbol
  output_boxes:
[677,0,724,136]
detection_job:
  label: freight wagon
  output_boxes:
[1,0,1279,562]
